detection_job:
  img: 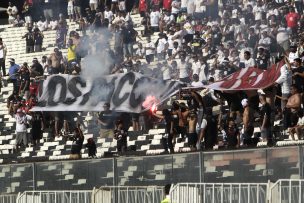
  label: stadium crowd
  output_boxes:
[1,0,304,157]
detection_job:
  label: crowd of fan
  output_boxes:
[1,0,304,158]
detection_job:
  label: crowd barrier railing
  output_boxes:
[16,190,92,203]
[91,186,164,203]
[170,182,269,203]
[0,194,17,203]
[270,179,304,203]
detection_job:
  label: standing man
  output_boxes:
[49,48,64,74]
[15,109,32,150]
[198,108,218,150]
[0,38,7,76]
[98,102,116,138]
[242,98,254,146]
[259,93,272,145]
[8,58,20,93]
[286,85,302,140]
[22,28,35,53]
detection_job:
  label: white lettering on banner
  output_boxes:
[31,72,182,112]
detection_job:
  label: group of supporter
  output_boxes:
[0,0,304,157]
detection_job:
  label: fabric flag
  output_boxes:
[201,60,285,91]
[31,72,182,112]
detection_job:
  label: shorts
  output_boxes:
[131,113,139,122]
[261,128,272,139]
[68,5,74,15]
[74,6,81,14]
[187,132,198,147]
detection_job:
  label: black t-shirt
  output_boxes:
[114,129,127,142]
[71,135,84,154]
[31,63,44,76]
[225,127,239,147]
[34,33,43,45]
[256,55,269,70]
[24,32,34,45]
[20,72,30,90]
[121,28,137,44]
[98,110,116,129]
[260,103,271,128]
[292,66,304,91]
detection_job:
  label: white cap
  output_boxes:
[241,98,248,107]
[257,89,266,95]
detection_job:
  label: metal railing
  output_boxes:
[170,183,268,203]
[16,190,92,203]
[91,186,164,203]
[0,194,17,203]
[270,179,304,203]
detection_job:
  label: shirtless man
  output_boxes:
[286,85,302,140]
[187,110,198,151]
[49,48,63,74]
[242,99,254,146]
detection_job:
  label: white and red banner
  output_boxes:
[201,61,284,91]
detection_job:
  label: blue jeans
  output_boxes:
[123,43,133,58]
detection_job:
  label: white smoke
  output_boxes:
[80,29,114,80]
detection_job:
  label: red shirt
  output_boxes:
[139,0,147,12]
[286,12,300,28]
[163,0,172,11]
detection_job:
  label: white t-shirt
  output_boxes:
[195,0,206,13]
[253,5,265,21]
[192,61,201,75]
[276,27,291,44]
[191,81,203,87]
[171,1,180,14]
[90,0,98,3]
[244,58,256,68]
[156,38,168,54]
[150,11,160,27]
[178,61,189,78]
[15,114,32,133]
[145,42,155,55]
[104,10,114,22]
[162,66,171,80]
[181,0,189,8]
[200,119,207,129]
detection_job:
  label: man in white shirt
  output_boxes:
[276,24,291,53]
[243,51,256,68]
[258,30,272,50]
[156,33,168,60]
[275,58,292,110]
[145,36,155,64]
[104,7,114,23]
[7,2,18,24]
[191,74,203,87]
[178,51,191,83]
[150,8,160,32]
[0,38,7,76]
[15,109,32,149]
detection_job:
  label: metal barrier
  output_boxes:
[92,186,164,203]
[270,179,304,203]
[16,190,92,203]
[0,194,17,203]
[170,183,268,203]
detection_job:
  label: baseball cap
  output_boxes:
[9,58,15,63]
[241,99,248,107]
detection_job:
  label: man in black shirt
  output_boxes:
[259,93,272,145]
[256,47,269,70]
[22,28,34,53]
[292,58,304,93]
[34,28,44,52]
[30,58,44,77]
[98,102,116,138]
